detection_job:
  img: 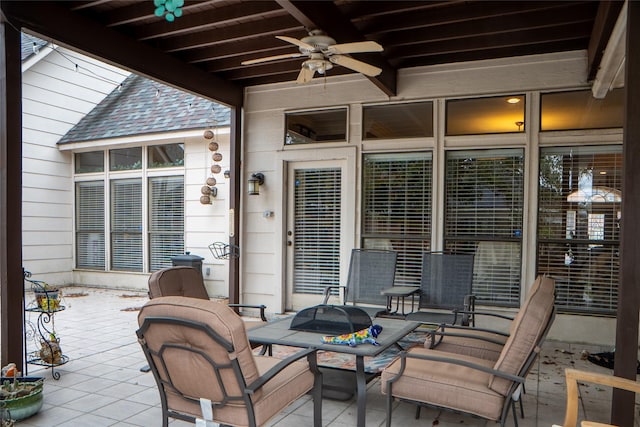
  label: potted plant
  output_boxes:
[0,364,44,423]
[30,280,61,312]
[39,333,62,365]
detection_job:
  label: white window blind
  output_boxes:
[538,146,621,314]
[75,181,105,269]
[111,178,143,271]
[149,176,184,271]
[445,149,524,306]
[362,152,432,286]
[293,168,341,294]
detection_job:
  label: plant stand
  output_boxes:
[24,307,68,380]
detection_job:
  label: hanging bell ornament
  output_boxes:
[201,185,212,195]
[210,164,221,174]
[204,129,215,139]
[213,152,223,162]
[206,176,217,186]
[208,141,219,152]
[200,195,212,204]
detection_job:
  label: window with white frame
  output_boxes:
[444,149,524,306]
[75,181,105,269]
[537,145,621,314]
[111,178,143,271]
[74,144,185,272]
[362,152,433,287]
[149,176,184,271]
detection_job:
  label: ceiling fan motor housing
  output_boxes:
[300,31,336,53]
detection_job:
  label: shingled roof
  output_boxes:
[21,33,48,62]
[58,74,230,144]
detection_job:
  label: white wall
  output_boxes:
[241,50,618,345]
[22,45,130,286]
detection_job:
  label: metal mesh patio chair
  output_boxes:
[405,252,475,325]
[322,248,397,317]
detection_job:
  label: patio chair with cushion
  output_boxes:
[427,275,555,362]
[137,296,322,427]
[381,274,556,427]
[322,248,397,317]
[552,368,640,427]
[404,252,476,325]
[148,266,270,354]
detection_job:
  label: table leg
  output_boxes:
[355,355,366,427]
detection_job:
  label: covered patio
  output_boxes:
[17,285,615,426]
[2,1,640,425]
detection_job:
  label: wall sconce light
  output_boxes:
[247,173,265,196]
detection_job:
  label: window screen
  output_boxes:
[149,176,184,271]
[445,149,524,306]
[111,178,143,271]
[75,181,105,269]
[293,168,341,294]
[538,145,622,314]
[362,152,432,287]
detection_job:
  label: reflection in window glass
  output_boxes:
[362,152,433,288]
[110,147,142,171]
[363,102,433,139]
[148,143,184,168]
[541,89,623,131]
[446,95,525,135]
[75,151,104,174]
[537,145,622,314]
[285,109,347,144]
[445,148,524,306]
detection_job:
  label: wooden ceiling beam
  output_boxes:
[587,0,624,81]
[276,0,396,96]
[387,21,592,60]
[161,15,301,52]
[132,1,283,41]
[2,1,243,107]
[379,7,595,48]
[361,1,594,35]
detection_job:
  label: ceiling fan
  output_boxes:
[241,29,383,83]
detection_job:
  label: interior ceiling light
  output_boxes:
[506,97,521,104]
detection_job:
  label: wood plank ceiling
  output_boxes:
[1,0,623,105]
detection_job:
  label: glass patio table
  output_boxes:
[247,315,419,427]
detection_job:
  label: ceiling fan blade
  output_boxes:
[326,41,383,55]
[329,55,382,76]
[296,67,315,84]
[276,35,315,51]
[241,52,304,65]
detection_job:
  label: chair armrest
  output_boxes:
[438,323,510,337]
[456,309,515,321]
[427,327,507,349]
[228,304,267,321]
[387,350,525,385]
[246,348,318,392]
[322,285,346,304]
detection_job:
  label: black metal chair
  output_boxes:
[322,248,397,317]
[405,252,475,325]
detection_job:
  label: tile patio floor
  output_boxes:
[15,286,630,426]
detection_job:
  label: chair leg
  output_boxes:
[385,385,393,427]
[415,405,421,419]
[519,397,524,418]
[511,400,519,427]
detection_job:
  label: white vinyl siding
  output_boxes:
[75,181,105,269]
[362,152,432,287]
[110,178,143,271]
[537,146,622,314]
[445,149,524,306]
[149,176,184,271]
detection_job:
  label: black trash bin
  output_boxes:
[171,252,204,273]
